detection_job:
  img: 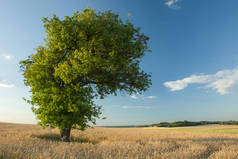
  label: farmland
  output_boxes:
[1,123,238,159]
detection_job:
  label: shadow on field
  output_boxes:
[31,133,106,144]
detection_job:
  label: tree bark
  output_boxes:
[60,128,71,142]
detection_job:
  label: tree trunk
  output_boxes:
[60,128,71,142]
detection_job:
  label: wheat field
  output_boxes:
[1,123,238,159]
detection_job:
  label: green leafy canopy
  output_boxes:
[20,8,151,130]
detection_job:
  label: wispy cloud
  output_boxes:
[120,105,151,109]
[164,68,238,95]
[130,94,157,99]
[146,96,157,99]
[0,80,14,88]
[165,0,182,9]
[130,94,138,99]
[0,54,14,60]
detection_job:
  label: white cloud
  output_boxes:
[147,96,157,99]
[164,75,211,91]
[164,68,238,95]
[0,54,14,60]
[130,94,157,99]
[165,0,181,9]
[130,94,138,99]
[120,105,151,109]
[0,80,14,88]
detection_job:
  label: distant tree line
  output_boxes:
[100,121,238,128]
[151,120,238,127]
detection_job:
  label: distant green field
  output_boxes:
[167,127,238,134]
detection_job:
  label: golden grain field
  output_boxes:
[1,123,238,159]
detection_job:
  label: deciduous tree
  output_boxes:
[20,9,151,142]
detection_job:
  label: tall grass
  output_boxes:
[1,123,238,159]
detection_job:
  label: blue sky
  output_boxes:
[0,0,238,125]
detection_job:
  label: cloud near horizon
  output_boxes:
[164,68,238,95]
[0,54,14,60]
[130,94,157,99]
[165,0,182,9]
[0,80,14,88]
[130,94,138,99]
[120,105,151,109]
[147,96,157,99]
